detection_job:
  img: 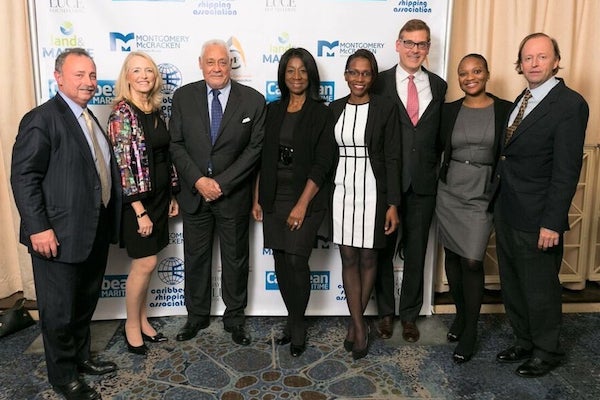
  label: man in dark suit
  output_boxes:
[11,48,120,400]
[170,39,266,345]
[493,33,588,378]
[372,19,447,342]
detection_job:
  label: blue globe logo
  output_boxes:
[158,63,182,95]
[157,257,185,285]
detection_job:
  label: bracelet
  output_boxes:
[136,210,148,219]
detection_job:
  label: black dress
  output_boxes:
[121,107,171,259]
[262,111,325,257]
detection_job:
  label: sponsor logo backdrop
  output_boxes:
[30,0,451,319]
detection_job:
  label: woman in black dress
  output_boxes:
[252,48,335,357]
[329,49,401,360]
[108,51,179,355]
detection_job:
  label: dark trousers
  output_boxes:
[181,201,249,328]
[397,189,436,322]
[494,212,565,363]
[375,230,398,317]
[32,209,110,386]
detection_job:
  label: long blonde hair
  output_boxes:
[113,51,163,110]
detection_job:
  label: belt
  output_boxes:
[450,158,492,167]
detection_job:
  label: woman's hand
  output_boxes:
[252,202,263,221]
[169,197,179,217]
[287,203,308,231]
[137,214,153,237]
[384,205,400,235]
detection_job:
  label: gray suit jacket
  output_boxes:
[170,79,266,216]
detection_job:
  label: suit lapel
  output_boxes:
[508,82,562,146]
[54,96,97,172]
[216,81,239,143]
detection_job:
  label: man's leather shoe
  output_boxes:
[53,378,101,400]
[496,346,533,363]
[176,319,209,342]
[225,324,251,346]
[515,357,558,378]
[377,315,394,339]
[401,320,420,342]
[77,359,117,375]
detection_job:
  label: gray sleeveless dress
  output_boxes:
[436,104,495,261]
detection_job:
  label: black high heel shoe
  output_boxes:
[343,339,354,352]
[447,331,460,342]
[352,325,370,360]
[123,331,148,355]
[452,350,472,364]
[290,342,306,357]
[142,332,168,343]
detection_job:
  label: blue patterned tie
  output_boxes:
[210,89,222,144]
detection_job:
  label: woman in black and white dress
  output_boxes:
[329,49,402,360]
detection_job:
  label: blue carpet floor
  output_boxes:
[1,313,599,399]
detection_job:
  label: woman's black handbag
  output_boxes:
[0,298,36,338]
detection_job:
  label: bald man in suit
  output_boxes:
[170,39,265,346]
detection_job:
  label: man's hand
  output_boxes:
[538,227,559,250]
[195,177,222,202]
[30,229,59,258]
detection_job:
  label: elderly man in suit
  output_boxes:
[170,39,266,345]
[11,48,120,400]
[493,33,588,378]
[372,19,447,342]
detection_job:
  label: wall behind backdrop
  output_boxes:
[1,0,599,318]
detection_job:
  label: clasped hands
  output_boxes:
[196,176,222,202]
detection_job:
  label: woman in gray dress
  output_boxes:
[436,54,511,363]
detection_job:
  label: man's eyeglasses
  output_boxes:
[399,39,430,50]
[345,70,373,78]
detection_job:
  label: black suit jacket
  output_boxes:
[11,95,120,263]
[170,80,266,216]
[373,65,447,194]
[258,98,335,214]
[439,93,512,183]
[494,79,589,233]
[329,94,402,246]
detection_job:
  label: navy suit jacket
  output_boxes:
[494,78,589,233]
[373,65,447,194]
[11,95,120,263]
[170,79,266,216]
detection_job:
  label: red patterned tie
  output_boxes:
[407,75,419,126]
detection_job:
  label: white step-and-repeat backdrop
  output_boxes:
[28,0,451,319]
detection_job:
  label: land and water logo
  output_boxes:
[262,32,292,64]
[45,21,85,52]
[265,271,330,291]
[317,39,385,57]
[109,31,190,52]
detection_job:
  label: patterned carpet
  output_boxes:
[1,313,600,399]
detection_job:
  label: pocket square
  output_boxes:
[242,117,251,123]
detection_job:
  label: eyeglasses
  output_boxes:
[399,39,430,50]
[345,70,373,78]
